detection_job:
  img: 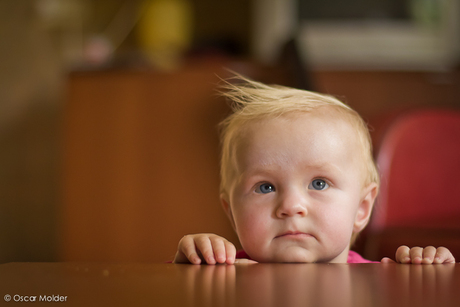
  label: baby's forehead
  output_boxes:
[230,108,366,172]
[237,110,354,150]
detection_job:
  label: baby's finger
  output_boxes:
[434,247,456,264]
[395,245,411,263]
[380,257,396,263]
[224,240,236,264]
[421,246,436,264]
[409,246,424,264]
[176,236,201,264]
[209,236,227,264]
[195,236,217,264]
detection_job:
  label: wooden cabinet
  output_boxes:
[61,64,241,262]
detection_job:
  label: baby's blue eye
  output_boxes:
[255,183,275,194]
[309,179,329,191]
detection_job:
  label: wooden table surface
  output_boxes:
[1,262,459,306]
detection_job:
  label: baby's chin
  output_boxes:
[254,247,321,263]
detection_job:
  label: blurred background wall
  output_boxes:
[0,0,252,263]
[1,0,459,263]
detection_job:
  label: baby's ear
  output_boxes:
[220,194,236,231]
[353,182,378,233]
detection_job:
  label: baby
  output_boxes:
[174,76,455,264]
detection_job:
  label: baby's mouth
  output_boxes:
[275,231,313,239]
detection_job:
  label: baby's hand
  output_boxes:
[381,245,456,264]
[173,233,237,265]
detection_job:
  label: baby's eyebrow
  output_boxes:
[309,162,348,177]
[239,167,277,179]
[305,162,343,173]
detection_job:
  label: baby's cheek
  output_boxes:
[322,213,355,247]
[235,214,269,254]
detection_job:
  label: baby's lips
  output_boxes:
[275,231,313,239]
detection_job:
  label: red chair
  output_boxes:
[365,109,460,261]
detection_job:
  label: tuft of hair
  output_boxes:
[219,74,352,120]
[218,75,380,198]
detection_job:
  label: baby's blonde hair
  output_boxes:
[219,75,380,198]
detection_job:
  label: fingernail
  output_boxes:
[217,256,225,263]
[404,257,411,263]
[192,257,201,264]
[207,256,215,263]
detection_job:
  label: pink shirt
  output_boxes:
[347,250,377,263]
[236,250,377,263]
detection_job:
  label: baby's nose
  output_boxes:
[275,192,308,218]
